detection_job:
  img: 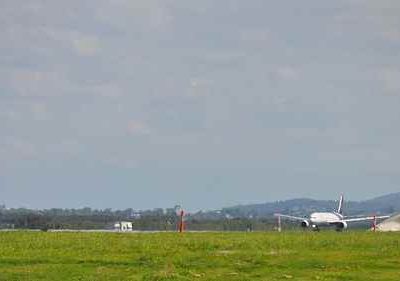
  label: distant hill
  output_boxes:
[193,192,400,219]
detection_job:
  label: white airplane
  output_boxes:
[274,194,389,231]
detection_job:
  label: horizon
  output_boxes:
[2,191,399,212]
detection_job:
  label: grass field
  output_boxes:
[0,231,399,281]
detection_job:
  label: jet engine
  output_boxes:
[301,220,310,228]
[336,221,348,231]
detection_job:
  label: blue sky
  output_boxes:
[1,1,400,210]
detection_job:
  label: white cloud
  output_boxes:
[382,29,400,42]
[31,102,49,121]
[0,137,37,160]
[72,36,101,57]
[9,70,73,97]
[331,1,400,47]
[239,29,270,44]
[127,120,150,135]
[380,68,400,94]
[85,83,124,98]
[95,0,173,32]
[47,139,83,158]
[0,107,21,121]
[188,78,213,97]
[276,66,298,81]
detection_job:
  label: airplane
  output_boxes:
[274,194,390,231]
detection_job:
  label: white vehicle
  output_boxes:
[275,194,389,231]
[114,221,133,232]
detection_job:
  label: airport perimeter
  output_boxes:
[0,231,399,281]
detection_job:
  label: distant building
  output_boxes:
[130,212,141,219]
[114,221,133,232]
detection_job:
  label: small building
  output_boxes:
[114,221,133,232]
[376,214,400,232]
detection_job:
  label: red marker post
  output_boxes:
[178,210,185,233]
[371,214,377,232]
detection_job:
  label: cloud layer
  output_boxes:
[1,1,400,209]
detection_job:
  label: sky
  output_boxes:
[1,1,400,210]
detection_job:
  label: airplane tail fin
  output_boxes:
[337,194,344,215]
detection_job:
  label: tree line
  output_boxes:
[0,207,280,231]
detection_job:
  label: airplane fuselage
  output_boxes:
[310,212,343,226]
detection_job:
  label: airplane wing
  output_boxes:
[341,215,390,223]
[274,213,307,221]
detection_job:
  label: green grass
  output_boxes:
[0,231,399,280]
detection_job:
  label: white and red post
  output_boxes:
[277,214,282,232]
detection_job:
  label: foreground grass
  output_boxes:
[0,231,399,280]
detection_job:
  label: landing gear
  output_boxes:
[312,225,320,232]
